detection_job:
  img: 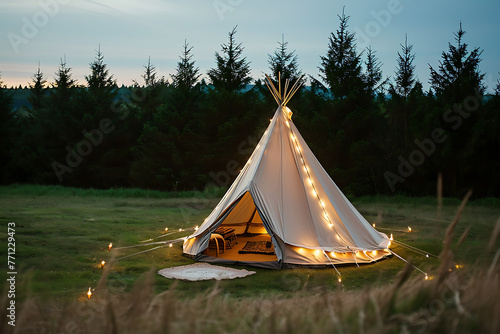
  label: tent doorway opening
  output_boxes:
[203,191,278,263]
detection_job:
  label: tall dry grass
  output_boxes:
[3,264,499,333]
[2,193,500,334]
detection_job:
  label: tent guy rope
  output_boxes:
[106,226,197,262]
[139,226,197,243]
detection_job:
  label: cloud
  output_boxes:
[0,0,180,16]
[70,0,180,15]
[0,0,39,13]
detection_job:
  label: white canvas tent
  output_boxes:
[183,77,391,269]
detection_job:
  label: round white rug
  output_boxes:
[158,263,256,281]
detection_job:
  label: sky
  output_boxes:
[1,0,499,92]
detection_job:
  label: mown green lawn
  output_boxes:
[1,185,498,302]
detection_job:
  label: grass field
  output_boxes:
[1,185,499,332]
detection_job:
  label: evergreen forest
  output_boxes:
[1,17,499,198]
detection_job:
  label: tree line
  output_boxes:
[1,15,499,198]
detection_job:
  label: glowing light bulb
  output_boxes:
[108,243,112,251]
[390,234,393,241]
[312,189,317,197]
[101,261,105,269]
[179,228,182,232]
[165,227,169,232]
[426,254,429,258]
[329,223,333,229]
[87,287,92,300]
[372,223,376,228]
[338,277,342,283]
[308,178,313,186]
[330,252,336,258]
[408,226,412,232]
[372,250,377,256]
[195,226,199,231]
[169,243,173,247]
[314,249,321,256]
[303,165,308,173]
[424,274,429,280]
[320,200,325,208]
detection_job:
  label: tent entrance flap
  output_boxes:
[201,191,280,263]
[218,191,267,234]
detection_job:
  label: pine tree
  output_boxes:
[39,59,78,182]
[132,57,166,123]
[79,46,119,134]
[28,64,47,113]
[85,46,117,100]
[12,60,76,185]
[0,74,12,115]
[52,58,76,100]
[171,40,201,90]
[141,57,161,87]
[429,23,485,102]
[80,46,128,187]
[364,46,384,97]
[46,58,77,122]
[0,74,14,183]
[392,34,416,99]
[132,57,166,89]
[207,26,251,92]
[268,35,303,84]
[496,75,500,95]
[385,35,417,152]
[319,8,364,99]
[429,23,486,196]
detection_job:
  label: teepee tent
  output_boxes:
[183,76,391,269]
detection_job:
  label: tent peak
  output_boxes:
[265,73,304,109]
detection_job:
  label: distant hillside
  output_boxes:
[8,88,31,110]
[7,86,134,111]
[7,84,316,112]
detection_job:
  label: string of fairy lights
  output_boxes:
[86,220,439,299]
[287,115,348,248]
[86,226,195,299]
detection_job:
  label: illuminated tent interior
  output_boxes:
[183,76,391,269]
